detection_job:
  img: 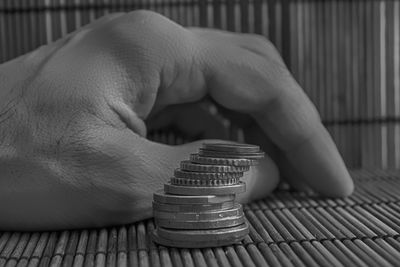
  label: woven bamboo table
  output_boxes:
[0,169,399,267]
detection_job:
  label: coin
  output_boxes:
[151,141,265,248]
[152,227,247,248]
[180,160,250,172]
[155,214,245,229]
[164,182,246,195]
[174,169,243,180]
[154,203,242,221]
[170,177,240,186]
[155,222,249,242]
[199,149,265,159]
[203,143,260,153]
[153,190,235,204]
[190,154,258,166]
[152,201,235,212]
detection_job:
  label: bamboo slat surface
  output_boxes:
[1,3,400,265]
[0,169,399,267]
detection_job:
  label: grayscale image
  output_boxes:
[0,1,399,266]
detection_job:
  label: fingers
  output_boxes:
[217,107,315,193]
[255,98,354,196]
[57,11,352,197]
[188,27,285,65]
[194,30,353,197]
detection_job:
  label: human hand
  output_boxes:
[0,10,353,230]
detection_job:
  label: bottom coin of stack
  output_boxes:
[152,142,264,248]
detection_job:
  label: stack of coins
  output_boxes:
[152,142,264,248]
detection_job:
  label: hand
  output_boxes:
[0,10,353,230]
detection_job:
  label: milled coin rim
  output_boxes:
[170,177,240,186]
[180,160,250,173]
[153,190,236,204]
[164,182,246,196]
[155,215,245,229]
[152,200,235,212]
[190,154,258,166]
[155,222,249,241]
[174,169,244,180]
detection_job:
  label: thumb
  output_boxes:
[105,126,279,206]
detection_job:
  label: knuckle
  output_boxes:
[118,9,175,32]
[126,9,164,21]
[97,10,161,36]
[99,9,188,50]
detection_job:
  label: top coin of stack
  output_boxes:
[152,142,264,248]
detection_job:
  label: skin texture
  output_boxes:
[0,11,353,231]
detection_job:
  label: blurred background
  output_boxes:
[0,0,399,170]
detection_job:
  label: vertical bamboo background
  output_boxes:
[0,0,399,170]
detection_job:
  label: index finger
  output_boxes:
[254,85,354,197]
[197,32,353,197]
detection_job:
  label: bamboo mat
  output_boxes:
[0,169,399,267]
[2,3,400,265]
